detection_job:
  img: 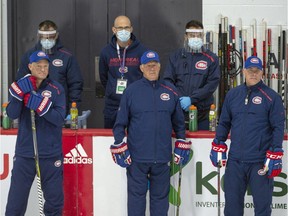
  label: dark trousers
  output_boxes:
[5,155,64,216]
[127,162,170,216]
[224,159,273,216]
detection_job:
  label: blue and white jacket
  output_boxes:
[163,48,220,111]
[7,78,66,158]
[216,80,285,162]
[99,34,148,117]
[17,40,83,114]
[113,77,186,163]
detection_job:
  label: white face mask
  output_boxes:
[116,30,131,42]
[188,38,203,50]
[40,39,56,50]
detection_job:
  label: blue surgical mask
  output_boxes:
[40,39,56,50]
[116,30,131,42]
[188,38,203,50]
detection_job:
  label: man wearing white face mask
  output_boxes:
[99,15,148,128]
[163,20,220,130]
[17,20,83,116]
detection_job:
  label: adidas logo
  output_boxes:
[64,143,93,164]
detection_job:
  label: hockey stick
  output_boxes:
[281,30,286,102]
[262,21,267,84]
[176,163,183,216]
[278,26,282,95]
[238,18,244,84]
[217,156,221,216]
[31,109,44,215]
[267,29,272,87]
[251,19,257,57]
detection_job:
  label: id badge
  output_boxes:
[116,78,127,94]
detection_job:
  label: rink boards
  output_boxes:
[0,129,287,216]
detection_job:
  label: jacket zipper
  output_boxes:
[241,88,251,160]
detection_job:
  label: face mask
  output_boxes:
[40,39,56,50]
[188,38,203,50]
[116,30,131,42]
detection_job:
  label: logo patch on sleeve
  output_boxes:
[41,90,52,98]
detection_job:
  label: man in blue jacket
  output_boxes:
[110,51,191,216]
[210,56,285,216]
[163,20,220,130]
[99,15,148,128]
[16,20,83,115]
[6,51,66,216]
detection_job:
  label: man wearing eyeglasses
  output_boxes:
[99,15,148,128]
[16,20,83,116]
[210,56,285,215]
[163,20,220,130]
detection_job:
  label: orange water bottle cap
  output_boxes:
[189,105,197,110]
[71,102,77,108]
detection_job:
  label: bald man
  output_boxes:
[99,15,148,128]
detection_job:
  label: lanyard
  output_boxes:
[117,43,128,77]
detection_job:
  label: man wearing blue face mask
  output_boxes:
[99,15,148,128]
[16,20,83,116]
[163,20,220,130]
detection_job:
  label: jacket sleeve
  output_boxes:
[113,91,130,144]
[269,94,285,150]
[66,55,83,108]
[190,56,220,103]
[6,95,23,119]
[99,49,109,89]
[172,97,186,139]
[163,52,177,84]
[215,91,231,142]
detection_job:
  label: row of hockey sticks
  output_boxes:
[205,18,287,94]
[205,16,287,118]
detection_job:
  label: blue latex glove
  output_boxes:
[263,148,283,178]
[65,114,71,121]
[210,138,227,167]
[174,139,192,165]
[180,97,191,111]
[110,142,132,168]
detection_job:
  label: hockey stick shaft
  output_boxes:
[176,163,183,216]
[31,109,44,215]
[267,29,272,87]
[281,30,286,102]
[217,159,221,216]
[278,26,282,94]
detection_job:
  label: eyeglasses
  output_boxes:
[114,26,131,31]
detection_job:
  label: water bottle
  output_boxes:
[70,102,78,130]
[2,102,11,129]
[189,105,198,132]
[209,104,217,132]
